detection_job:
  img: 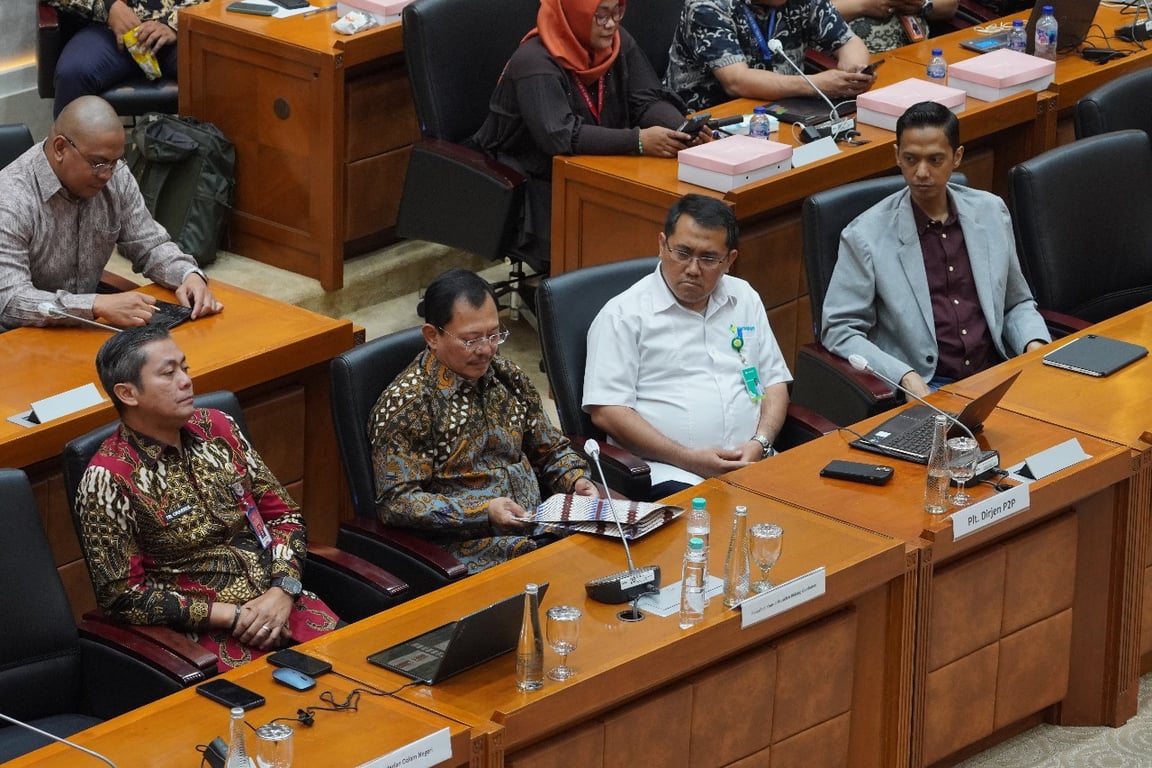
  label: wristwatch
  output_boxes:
[271,575,303,600]
[750,434,775,458]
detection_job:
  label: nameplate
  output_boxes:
[740,567,826,629]
[790,136,840,168]
[950,482,1029,541]
[357,727,452,768]
[6,382,105,428]
[1017,438,1089,480]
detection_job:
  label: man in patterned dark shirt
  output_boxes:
[665,0,875,113]
[369,269,599,574]
[46,0,207,116]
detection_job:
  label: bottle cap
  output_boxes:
[1012,19,1023,26]
[1042,4,1053,11]
[689,537,704,549]
[525,582,538,594]
[753,106,768,114]
[932,48,943,55]
[692,497,706,510]
[735,505,748,516]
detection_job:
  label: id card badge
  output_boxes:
[246,503,273,549]
[741,366,764,401]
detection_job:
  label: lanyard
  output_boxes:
[741,6,778,62]
[731,325,764,401]
[574,75,606,124]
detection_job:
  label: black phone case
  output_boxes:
[267,648,333,677]
[820,460,894,485]
[195,679,266,710]
[226,2,278,15]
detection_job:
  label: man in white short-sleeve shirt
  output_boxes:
[583,194,791,500]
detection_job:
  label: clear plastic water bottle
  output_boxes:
[224,707,250,768]
[679,537,707,629]
[722,505,751,608]
[686,497,710,560]
[749,106,771,139]
[926,49,947,80]
[1035,5,1059,61]
[1008,19,1027,52]
[515,583,544,691]
[924,414,951,514]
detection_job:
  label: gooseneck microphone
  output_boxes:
[0,711,118,767]
[848,354,977,443]
[39,303,121,333]
[766,38,856,140]
[581,439,661,605]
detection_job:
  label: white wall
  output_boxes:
[1,0,56,139]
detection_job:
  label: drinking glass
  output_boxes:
[749,523,783,593]
[254,722,294,768]
[946,436,980,506]
[545,605,582,681]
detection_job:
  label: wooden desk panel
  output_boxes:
[725,400,1138,765]
[0,281,355,618]
[178,5,419,289]
[3,650,477,768]
[307,480,913,768]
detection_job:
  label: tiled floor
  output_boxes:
[112,240,1152,767]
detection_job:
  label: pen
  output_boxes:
[302,3,337,16]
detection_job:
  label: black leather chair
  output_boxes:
[329,330,470,595]
[62,391,409,648]
[791,173,968,427]
[1074,67,1152,141]
[0,124,34,168]
[397,0,540,307]
[536,257,836,500]
[1009,129,1152,325]
[621,0,684,80]
[37,2,179,118]
[0,468,185,762]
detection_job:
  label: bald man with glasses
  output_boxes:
[0,95,220,330]
[584,194,792,501]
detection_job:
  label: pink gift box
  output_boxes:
[947,49,1055,102]
[677,135,793,192]
[856,78,967,131]
[337,0,411,23]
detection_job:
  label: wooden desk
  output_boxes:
[0,281,355,619]
[949,306,1152,675]
[550,57,1042,369]
[725,397,1138,766]
[308,479,913,768]
[178,4,420,290]
[3,648,478,767]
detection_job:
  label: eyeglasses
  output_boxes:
[663,241,730,269]
[438,326,510,350]
[593,4,625,26]
[61,134,123,177]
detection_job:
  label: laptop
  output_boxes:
[1042,334,1148,377]
[1025,0,1101,53]
[850,371,1020,463]
[367,584,549,685]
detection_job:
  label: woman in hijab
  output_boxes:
[471,0,695,266]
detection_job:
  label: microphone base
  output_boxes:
[585,566,661,605]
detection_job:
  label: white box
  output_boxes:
[856,78,967,132]
[677,135,793,193]
[947,49,1055,102]
[337,0,411,24]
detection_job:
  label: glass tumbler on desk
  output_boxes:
[946,436,980,506]
[750,523,783,592]
[254,722,294,768]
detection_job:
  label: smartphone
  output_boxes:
[226,2,278,15]
[272,667,317,691]
[819,459,894,485]
[676,112,712,137]
[267,648,333,678]
[196,679,266,710]
[860,60,885,76]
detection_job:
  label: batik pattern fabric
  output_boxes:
[77,407,338,671]
[665,0,855,111]
[46,0,206,30]
[369,350,589,573]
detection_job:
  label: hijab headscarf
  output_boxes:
[523,0,621,85]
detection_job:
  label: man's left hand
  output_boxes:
[133,21,176,53]
[176,273,224,319]
[234,588,294,650]
[1025,340,1047,353]
[573,477,600,498]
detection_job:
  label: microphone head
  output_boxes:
[848,354,869,371]
[767,38,784,54]
[583,438,601,458]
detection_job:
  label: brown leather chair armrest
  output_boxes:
[79,618,211,686]
[791,343,903,427]
[97,270,142,294]
[38,1,59,29]
[83,609,219,672]
[307,543,409,598]
[341,517,469,580]
[785,403,838,439]
[1039,308,1090,339]
[416,138,525,188]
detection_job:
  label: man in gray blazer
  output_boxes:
[821,101,1049,398]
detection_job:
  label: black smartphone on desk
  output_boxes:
[820,459,894,485]
[268,648,333,678]
[226,1,278,15]
[195,679,266,710]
